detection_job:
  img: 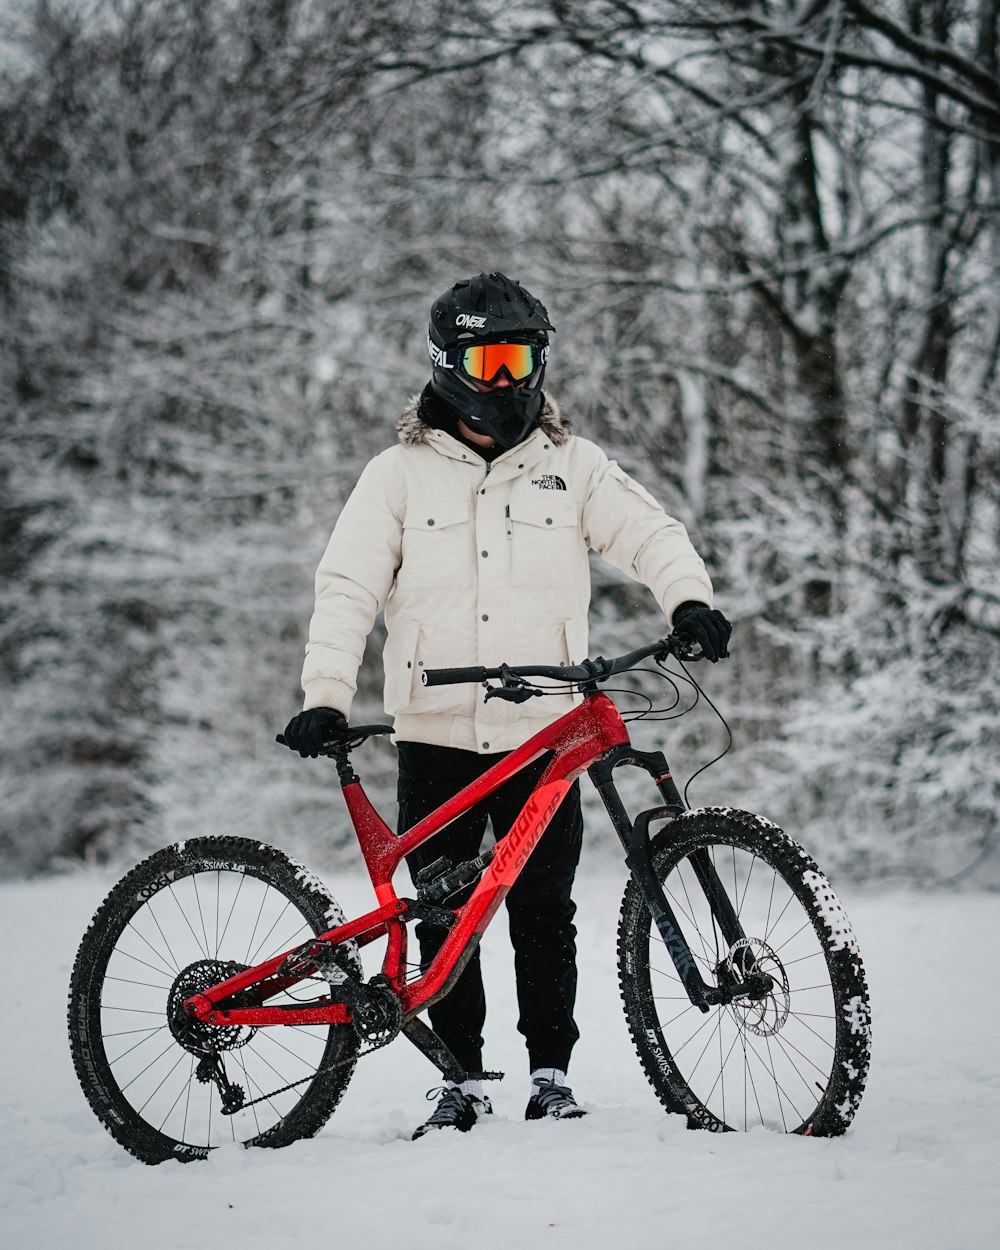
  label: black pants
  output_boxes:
[398,741,583,1075]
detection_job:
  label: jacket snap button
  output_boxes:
[427,519,435,526]
[481,613,489,621]
[545,517,552,525]
[407,661,411,668]
[481,550,488,557]
[482,742,490,749]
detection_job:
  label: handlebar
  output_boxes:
[278,636,698,759]
[421,632,697,689]
[276,724,393,750]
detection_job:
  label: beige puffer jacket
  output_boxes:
[301,395,713,752]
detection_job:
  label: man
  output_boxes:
[282,272,731,1138]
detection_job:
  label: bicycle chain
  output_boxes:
[225,988,404,1115]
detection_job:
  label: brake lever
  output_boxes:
[484,685,539,703]
[665,632,704,663]
[484,662,541,703]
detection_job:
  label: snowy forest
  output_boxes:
[1,0,998,883]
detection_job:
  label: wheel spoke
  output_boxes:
[216,870,247,953]
[674,866,717,967]
[136,1049,192,1119]
[125,916,181,977]
[121,1039,183,1096]
[166,882,211,960]
[247,903,297,967]
[113,946,177,982]
[232,1049,264,1135]
[102,1025,165,1040]
[668,1000,726,1063]
[182,1054,195,1143]
[107,1025,171,1066]
[189,873,213,961]
[157,1061,197,1134]
[105,974,172,991]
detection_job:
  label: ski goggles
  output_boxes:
[459,342,543,383]
[429,337,547,384]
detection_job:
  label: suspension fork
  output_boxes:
[589,747,748,1009]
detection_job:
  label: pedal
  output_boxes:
[278,938,351,985]
[276,938,327,979]
[277,939,372,1017]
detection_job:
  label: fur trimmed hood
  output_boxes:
[395,389,571,448]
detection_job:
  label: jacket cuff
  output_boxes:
[663,579,713,623]
[302,678,355,718]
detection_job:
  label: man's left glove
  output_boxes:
[671,601,733,662]
[281,708,349,758]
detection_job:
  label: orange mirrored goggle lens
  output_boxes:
[460,342,539,383]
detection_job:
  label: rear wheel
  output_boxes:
[68,837,360,1163]
[618,809,871,1135]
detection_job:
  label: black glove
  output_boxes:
[281,708,349,758]
[671,601,732,662]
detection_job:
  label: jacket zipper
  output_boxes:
[505,504,513,573]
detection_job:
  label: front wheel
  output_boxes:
[618,808,871,1136]
[68,837,361,1163]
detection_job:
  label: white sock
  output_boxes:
[530,1067,567,1095]
[453,1079,484,1100]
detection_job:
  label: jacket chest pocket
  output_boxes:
[400,499,471,589]
[507,496,581,587]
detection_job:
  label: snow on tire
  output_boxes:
[68,837,360,1164]
[618,808,871,1135]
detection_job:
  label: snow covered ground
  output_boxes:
[2,860,998,1250]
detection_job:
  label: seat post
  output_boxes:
[329,743,359,787]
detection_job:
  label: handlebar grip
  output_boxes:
[421,665,489,687]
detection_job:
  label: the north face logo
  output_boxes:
[532,475,567,490]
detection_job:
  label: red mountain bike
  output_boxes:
[68,634,871,1164]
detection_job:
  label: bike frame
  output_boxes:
[184,690,744,1040]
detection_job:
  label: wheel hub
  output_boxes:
[718,938,790,1037]
[168,959,256,1054]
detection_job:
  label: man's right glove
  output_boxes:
[671,601,733,662]
[281,708,349,758]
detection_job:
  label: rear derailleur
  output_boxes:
[195,1052,247,1115]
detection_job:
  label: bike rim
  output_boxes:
[96,867,337,1150]
[648,842,839,1132]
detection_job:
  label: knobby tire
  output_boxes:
[68,837,361,1164]
[618,808,871,1136]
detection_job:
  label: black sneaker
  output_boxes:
[412,1087,493,1139]
[525,1078,587,1121]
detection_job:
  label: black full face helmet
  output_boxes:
[427,271,555,449]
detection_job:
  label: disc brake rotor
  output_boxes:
[722,938,791,1037]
